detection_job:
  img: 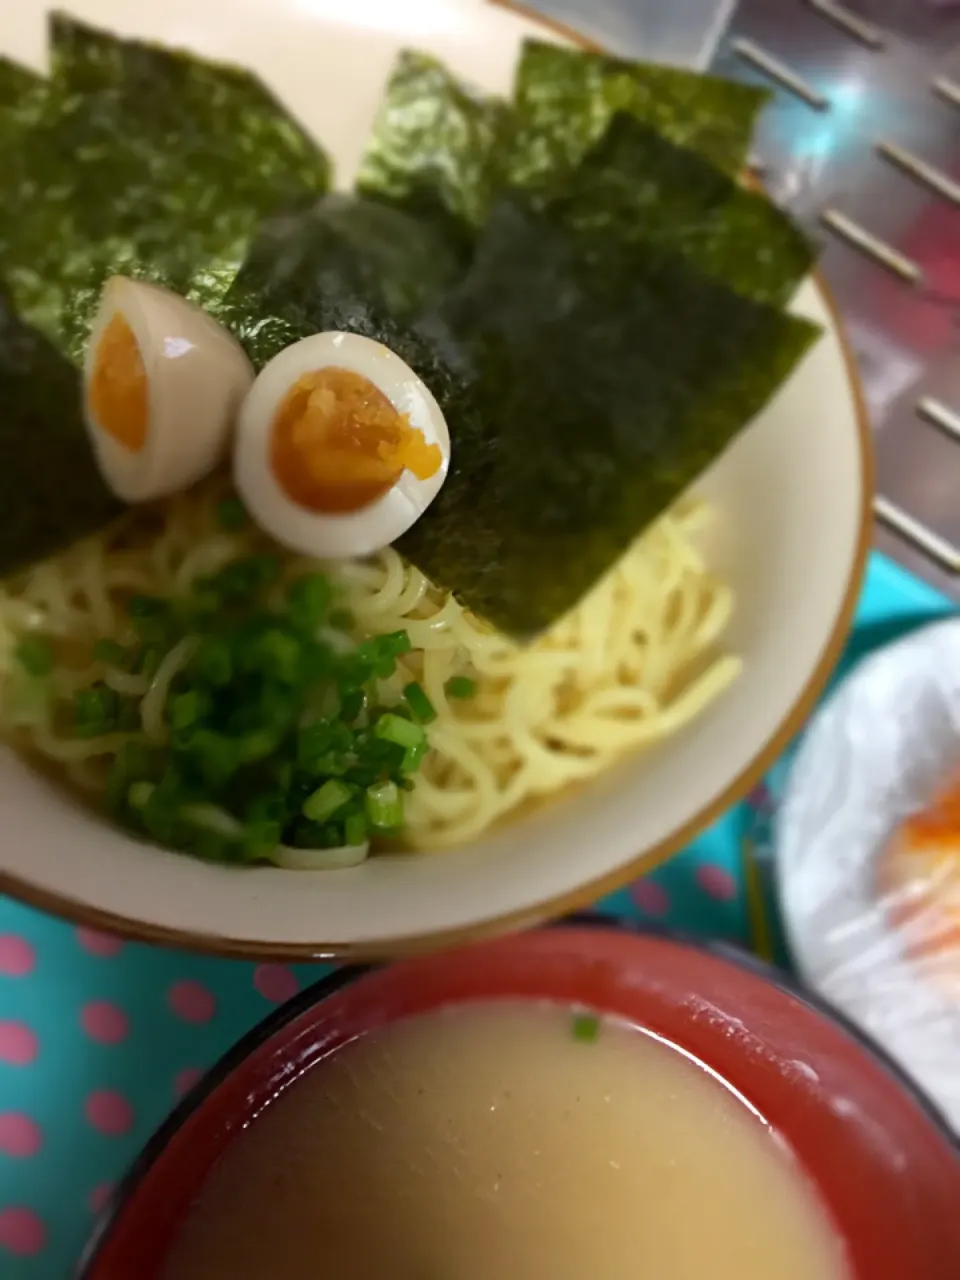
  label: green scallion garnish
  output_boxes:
[14,635,53,677]
[66,555,429,864]
[344,812,368,847]
[571,1012,600,1043]
[365,780,403,830]
[302,778,352,823]
[374,712,426,750]
[73,686,120,737]
[403,681,437,724]
[288,574,330,630]
[445,675,476,700]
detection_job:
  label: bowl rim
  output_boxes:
[78,916,958,1277]
[0,3,875,961]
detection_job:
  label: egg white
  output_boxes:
[233,331,451,558]
[84,277,254,503]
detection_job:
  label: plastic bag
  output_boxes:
[776,617,960,1136]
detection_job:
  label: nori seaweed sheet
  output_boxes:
[395,198,820,634]
[547,114,815,307]
[0,14,332,359]
[356,50,510,234]
[222,194,468,369]
[0,288,121,577]
[507,40,770,196]
[0,57,42,110]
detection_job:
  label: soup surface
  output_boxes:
[163,1002,849,1280]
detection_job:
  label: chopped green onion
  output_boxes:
[169,689,207,731]
[340,688,366,723]
[302,778,352,823]
[209,555,280,600]
[365,780,403,830]
[344,812,368,847]
[403,681,437,725]
[127,596,170,642]
[238,729,281,764]
[380,630,412,657]
[132,645,162,679]
[127,782,155,809]
[445,676,476,700]
[93,638,128,667]
[375,712,426,750]
[288,574,331,630]
[183,730,241,788]
[255,629,301,682]
[196,636,232,687]
[355,638,396,680]
[241,818,282,861]
[571,1013,600,1043]
[217,497,247,530]
[298,721,334,764]
[401,740,427,775]
[73,686,120,737]
[14,635,53,677]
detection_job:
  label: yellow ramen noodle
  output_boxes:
[0,481,739,851]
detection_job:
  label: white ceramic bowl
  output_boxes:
[0,0,872,957]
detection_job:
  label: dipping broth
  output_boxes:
[162,1002,849,1280]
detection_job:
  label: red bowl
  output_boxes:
[81,923,960,1279]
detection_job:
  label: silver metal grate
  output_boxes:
[713,0,960,595]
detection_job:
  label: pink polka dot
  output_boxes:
[174,1067,203,1098]
[167,980,216,1024]
[253,964,299,1004]
[629,878,670,918]
[696,863,738,902]
[81,1001,129,1045]
[0,935,35,977]
[0,1022,38,1066]
[0,1207,45,1257]
[0,1114,42,1158]
[76,927,123,958]
[85,1090,134,1137]
[88,1183,114,1214]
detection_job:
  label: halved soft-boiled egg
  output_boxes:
[234,331,450,558]
[84,276,254,502]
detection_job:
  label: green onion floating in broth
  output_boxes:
[571,1012,601,1043]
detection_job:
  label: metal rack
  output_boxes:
[712,0,960,597]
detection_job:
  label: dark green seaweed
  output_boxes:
[0,57,42,109]
[0,14,331,359]
[222,194,468,369]
[357,49,510,233]
[547,114,815,307]
[0,288,121,578]
[396,198,820,634]
[507,39,770,197]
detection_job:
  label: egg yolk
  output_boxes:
[270,367,442,515]
[89,314,149,453]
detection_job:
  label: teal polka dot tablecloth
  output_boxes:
[0,553,953,1277]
